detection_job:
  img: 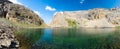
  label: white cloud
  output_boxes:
[80,0,85,4]
[9,0,22,5]
[45,6,56,11]
[34,10,41,16]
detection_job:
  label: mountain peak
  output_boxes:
[50,8,120,28]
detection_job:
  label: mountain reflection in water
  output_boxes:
[16,28,120,49]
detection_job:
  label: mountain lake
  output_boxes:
[15,28,120,49]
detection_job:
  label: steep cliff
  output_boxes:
[50,8,120,28]
[0,0,44,26]
[0,0,46,48]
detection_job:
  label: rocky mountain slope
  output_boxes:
[0,0,44,26]
[0,0,45,48]
[50,8,120,28]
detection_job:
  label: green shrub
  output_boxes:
[66,19,77,27]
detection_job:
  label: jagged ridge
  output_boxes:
[50,8,120,28]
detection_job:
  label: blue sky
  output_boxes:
[9,0,120,24]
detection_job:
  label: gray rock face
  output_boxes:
[50,8,120,28]
[0,0,12,18]
[0,0,44,26]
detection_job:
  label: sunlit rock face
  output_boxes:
[0,0,44,26]
[50,8,120,28]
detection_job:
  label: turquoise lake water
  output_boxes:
[16,28,120,49]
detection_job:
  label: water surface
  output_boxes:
[15,28,120,49]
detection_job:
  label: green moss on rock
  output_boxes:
[66,19,77,27]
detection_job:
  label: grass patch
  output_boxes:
[66,18,77,27]
[116,26,120,28]
[0,18,47,28]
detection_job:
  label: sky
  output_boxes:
[9,0,120,24]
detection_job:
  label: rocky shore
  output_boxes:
[0,0,46,48]
[0,20,19,49]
